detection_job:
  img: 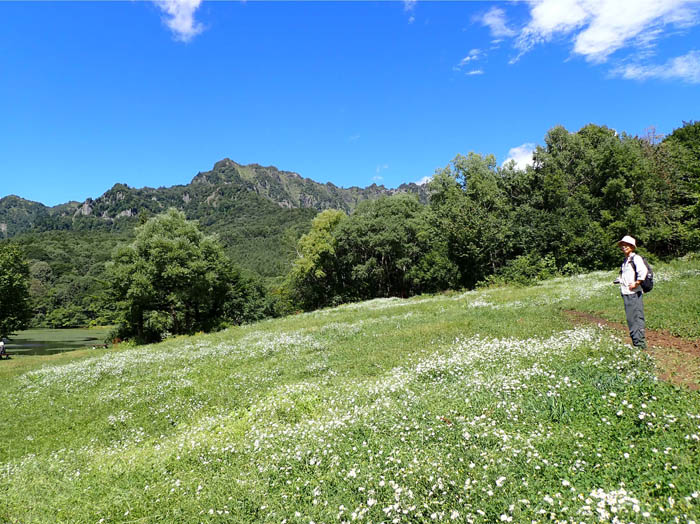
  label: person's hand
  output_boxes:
[629,281,640,290]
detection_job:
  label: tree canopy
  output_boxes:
[108,209,269,343]
[286,121,700,308]
[0,243,33,338]
[284,195,458,310]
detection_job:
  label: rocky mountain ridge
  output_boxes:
[1,159,430,237]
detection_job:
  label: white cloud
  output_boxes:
[155,0,204,42]
[612,50,700,83]
[459,48,483,65]
[516,0,699,63]
[504,143,536,170]
[404,0,417,24]
[375,164,389,175]
[416,176,433,186]
[455,49,485,73]
[480,7,517,38]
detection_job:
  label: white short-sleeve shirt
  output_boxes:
[620,253,648,295]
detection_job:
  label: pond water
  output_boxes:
[4,328,113,356]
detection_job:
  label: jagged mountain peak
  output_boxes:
[1,159,430,236]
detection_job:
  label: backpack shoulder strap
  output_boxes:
[629,256,640,281]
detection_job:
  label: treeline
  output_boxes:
[6,191,314,329]
[2,121,698,337]
[284,122,700,310]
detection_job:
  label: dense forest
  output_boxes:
[286,121,699,309]
[1,121,698,336]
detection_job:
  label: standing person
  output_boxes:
[0,339,5,358]
[617,235,648,349]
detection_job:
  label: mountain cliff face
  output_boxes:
[191,159,428,212]
[0,159,430,236]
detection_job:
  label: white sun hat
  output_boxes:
[617,235,637,247]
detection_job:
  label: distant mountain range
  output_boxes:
[0,158,430,238]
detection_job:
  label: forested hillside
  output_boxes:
[0,159,428,236]
[1,160,427,328]
[1,121,698,331]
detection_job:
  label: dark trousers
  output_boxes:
[622,291,646,348]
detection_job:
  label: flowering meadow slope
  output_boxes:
[2,260,699,523]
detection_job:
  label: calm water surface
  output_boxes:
[5,328,113,356]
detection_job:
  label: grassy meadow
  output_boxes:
[2,257,699,523]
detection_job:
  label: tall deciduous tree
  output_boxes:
[108,209,263,343]
[284,209,347,311]
[657,120,700,253]
[0,243,33,338]
[285,196,458,310]
[335,194,458,299]
[429,153,513,287]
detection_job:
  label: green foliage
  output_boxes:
[108,209,269,343]
[3,122,700,320]
[0,243,32,337]
[284,209,348,311]
[334,194,458,299]
[426,122,700,290]
[481,252,559,287]
[285,196,459,310]
[655,120,700,253]
[7,191,314,328]
[430,153,513,287]
[11,230,131,328]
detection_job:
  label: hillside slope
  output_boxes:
[2,258,699,523]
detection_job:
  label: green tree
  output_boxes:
[657,121,700,253]
[284,209,347,311]
[429,153,513,287]
[335,194,457,299]
[526,123,699,266]
[0,243,33,337]
[285,197,458,311]
[108,209,262,343]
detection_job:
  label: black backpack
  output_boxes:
[629,255,654,293]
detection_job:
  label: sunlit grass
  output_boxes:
[2,258,699,523]
[559,254,700,339]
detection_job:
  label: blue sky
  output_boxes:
[1,1,699,206]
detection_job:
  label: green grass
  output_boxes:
[2,258,699,523]
[558,253,700,339]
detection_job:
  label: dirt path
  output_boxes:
[565,310,700,391]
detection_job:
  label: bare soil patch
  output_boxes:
[565,310,700,391]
